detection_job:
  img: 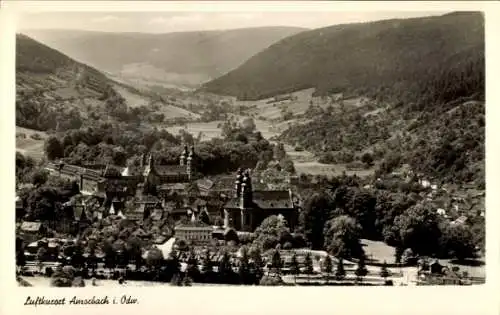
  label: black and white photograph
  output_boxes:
[10,5,486,290]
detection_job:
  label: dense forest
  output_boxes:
[202,12,484,103]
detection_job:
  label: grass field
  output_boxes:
[163,121,223,142]
[361,239,397,264]
[16,127,48,160]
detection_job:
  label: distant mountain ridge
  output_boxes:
[22,26,307,88]
[201,12,484,102]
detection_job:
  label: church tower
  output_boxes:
[234,168,243,198]
[239,169,253,231]
[180,145,188,166]
[143,153,154,178]
[186,145,194,180]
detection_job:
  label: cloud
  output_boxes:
[92,15,121,23]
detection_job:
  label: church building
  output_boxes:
[223,169,298,232]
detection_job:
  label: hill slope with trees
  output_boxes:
[16,34,193,133]
[203,12,485,186]
[201,12,484,103]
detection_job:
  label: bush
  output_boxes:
[259,275,285,286]
[45,267,54,277]
[31,133,42,140]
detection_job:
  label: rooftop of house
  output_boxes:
[150,209,164,221]
[158,183,188,191]
[196,178,214,191]
[175,221,213,230]
[20,221,42,232]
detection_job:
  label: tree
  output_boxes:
[280,158,296,174]
[36,247,47,273]
[170,272,183,286]
[50,266,75,287]
[199,211,210,225]
[145,247,164,270]
[355,256,368,282]
[182,275,193,286]
[393,203,441,256]
[361,152,374,167]
[289,252,300,284]
[270,249,282,275]
[201,250,214,277]
[322,255,333,283]
[439,223,476,261]
[218,251,233,283]
[253,215,291,251]
[44,136,64,160]
[300,192,334,249]
[335,258,346,281]
[240,117,256,133]
[304,252,314,277]
[250,247,264,283]
[186,251,200,281]
[31,169,49,187]
[273,143,286,161]
[166,252,181,283]
[238,246,251,284]
[324,215,364,259]
[380,261,390,280]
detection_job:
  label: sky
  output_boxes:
[17,11,450,33]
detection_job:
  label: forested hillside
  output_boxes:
[202,12,484,105]
[201,12,485,186]
[16,34,190,133]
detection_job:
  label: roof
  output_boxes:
[46,162,106,181]
[169,207,191,214]
[73,204,86,221]
[210,175,236,192]
[21,221,42,232]
[151,209,163,221]
[155,165,188,175]
[196,179,214,191]
[126,212,143,221]
[192,198,207,207]
[158,183,187,191]
[175,221,213,230]
[136,195,161,204]
[225,190,294,210]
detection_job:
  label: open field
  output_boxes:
[16,127,48,160]
[361,239,397,264]
[163,121,223,142]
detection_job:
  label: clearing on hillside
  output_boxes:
[16,127,48,160]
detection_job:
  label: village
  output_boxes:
[15,141,485,287]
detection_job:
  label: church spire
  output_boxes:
[180,145,188,166]
[143,153,154,177]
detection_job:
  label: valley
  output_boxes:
[15,11,485,289]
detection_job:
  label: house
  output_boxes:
[174,222,214,244]
[168,207,192,222]
[429,260,444,274]
[20,221,44,242]
[451,216,468,226]
[196,178,214,196]
[436,208,447,217]
[223,169,298,232]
